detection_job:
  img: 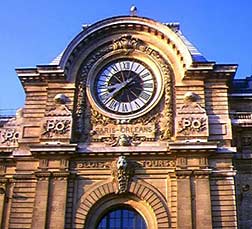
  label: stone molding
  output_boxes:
[75,179,170,228]
[61,16,192,79]
[211,170,236,177]
[193,170,212,179]
[176,170,192,179]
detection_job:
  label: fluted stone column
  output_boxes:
[176,170,192,229]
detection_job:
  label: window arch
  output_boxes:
[75,180,170,228]
[97,205,147,229]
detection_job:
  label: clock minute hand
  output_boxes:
[106,81,127,99]
[106,83,121,90]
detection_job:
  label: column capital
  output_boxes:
[52,172,69,181]
[193,169,212,178]
[176,170,192,179]
[35,171,51,181]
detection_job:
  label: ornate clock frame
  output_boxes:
[73,35,174,144]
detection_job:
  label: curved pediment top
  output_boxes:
[56,16,207,80]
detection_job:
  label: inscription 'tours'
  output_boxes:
[75,159,175,169]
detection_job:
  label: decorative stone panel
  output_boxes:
[41,94,72,143]
[176,92,208,140]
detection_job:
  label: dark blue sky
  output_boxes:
[1,0,251,110]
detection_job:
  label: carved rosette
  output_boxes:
[176,92,208,139]
[73,34,173,143]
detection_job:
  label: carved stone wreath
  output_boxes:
[73,34,173,141]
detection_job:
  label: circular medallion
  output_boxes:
[87,58,163,120]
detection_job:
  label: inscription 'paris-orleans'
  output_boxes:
[96,59,155,115]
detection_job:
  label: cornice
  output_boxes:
[168,141,217,154]
[185,63,238,80]
[30,143,77,156]
[16,66,65,87]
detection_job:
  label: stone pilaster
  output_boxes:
[0,179,7,229]
[194,170,212,229]
[31,172,51,229]
[176,170,192,229]
[47,172,69,229]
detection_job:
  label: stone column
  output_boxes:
[31,172,50,229]
[194,170,213,229]
[47,172,68,229]
[176,170,192,229]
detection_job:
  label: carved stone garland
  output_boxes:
[74,34,173,142]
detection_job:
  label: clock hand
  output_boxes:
[103,81,128,102]
[109,81,128,97]
[106,83,121,90]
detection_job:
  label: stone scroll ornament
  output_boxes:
[111,156,135,194]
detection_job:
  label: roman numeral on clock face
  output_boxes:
[106,99,120,111]
[142,82,154,88]
[118,103,131,113]
[139,91,151,101]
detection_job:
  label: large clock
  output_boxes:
[87,58,164,120]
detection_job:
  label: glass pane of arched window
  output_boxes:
[97,207,147,229]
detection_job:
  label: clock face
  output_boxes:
[87,58,163,120]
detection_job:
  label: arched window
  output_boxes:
[97,206,147,229]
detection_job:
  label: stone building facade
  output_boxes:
[0,15,251,228]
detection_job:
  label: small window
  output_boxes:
[97,206,147,229]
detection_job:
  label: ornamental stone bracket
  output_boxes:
[41,94,72,142]
[175,92,208,140]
